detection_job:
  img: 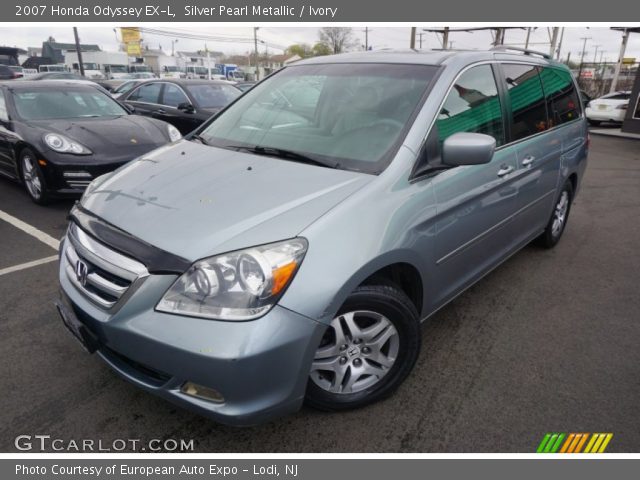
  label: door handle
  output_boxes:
[521,155,535,167]
[497,165,514,177]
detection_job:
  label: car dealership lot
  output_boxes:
[0,135,639,452]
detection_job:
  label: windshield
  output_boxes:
[187,84,241,108]
[43,65,65,72]
[198,63,438,174]
[131,66,151,73]
[13,88,128,120]
[109,65,127,73]
[165,66,179,72]
[83,63,98,70]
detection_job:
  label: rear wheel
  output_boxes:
[536,180,573,248]
[20,148,50,205]
[306,284,421,411]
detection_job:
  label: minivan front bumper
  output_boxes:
[58,238,325,426]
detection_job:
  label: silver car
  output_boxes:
[57,48,588,425]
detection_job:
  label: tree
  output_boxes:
[312,42,332,57]
[318,27,355,54]
[286,43,313,58]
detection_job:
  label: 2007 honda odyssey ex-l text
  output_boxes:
[57,48,588,425]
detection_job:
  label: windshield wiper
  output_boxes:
[223,145,339,169]
[190,134,210,145]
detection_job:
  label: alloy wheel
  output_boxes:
[310,310,400,394]
[551,190,569,237]
[22,154,42,200]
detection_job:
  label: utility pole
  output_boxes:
[524,27,532,49]
[442,27,449,50]
[73,27,85,77]
[593,44,601,65]
[577,36,591,83]
[253,27,259,81]
[417,32,425,49]
[362,27,370,50]
[549,27,560,58]
[556,27,565,60]
[410,27,416,49]
[610,28,629,94]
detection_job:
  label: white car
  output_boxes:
[585,91,631,125]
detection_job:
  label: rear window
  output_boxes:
[539,67,581,127]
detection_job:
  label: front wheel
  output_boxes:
[536,180,573,248]
[306,284,421,411]
[20,148,50,205]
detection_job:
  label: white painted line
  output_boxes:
[0,255,59,277]
[0,209,60,250]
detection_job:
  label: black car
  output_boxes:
[0,65,19,80]
[28,72,86,81]
[0,81,181,204]
[119,79,241,134]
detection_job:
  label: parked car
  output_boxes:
[585,91,631,125]
[235,81,256,92]
[0,80,181,204]
[119,79,241,134]
[27,72,86,81]
[0,65,19,80]
[7,66,24,79]
[57,49,588,426]
[109,79,150,99]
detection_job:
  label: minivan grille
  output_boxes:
[63,223,148,310]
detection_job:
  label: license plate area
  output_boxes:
[55,296,98,354]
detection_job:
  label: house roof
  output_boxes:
[43,41,101,52]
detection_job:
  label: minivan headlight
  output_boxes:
[156,239,308,321]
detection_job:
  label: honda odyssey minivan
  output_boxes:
[57,48,588,425]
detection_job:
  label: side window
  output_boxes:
[127,82,161,103]
[501,64,548,141]
[436,65,505,147]
[162,84,189,107]
[539,67,581,127]
[0,92,8,122]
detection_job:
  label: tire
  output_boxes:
[19,148,50,205]
[305,284,421,411]
[535,180,574,249]
[588,119,601,127]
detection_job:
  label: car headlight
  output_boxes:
[156,238,308,321]
[167,124,182,142]
[44,133,91,155]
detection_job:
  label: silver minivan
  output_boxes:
[57,48,588,425]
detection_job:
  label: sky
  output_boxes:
[1,26,639,64]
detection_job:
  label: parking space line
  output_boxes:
[0,255,59,277]
[0,209,60,250]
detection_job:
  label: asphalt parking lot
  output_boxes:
[0,135,639,453]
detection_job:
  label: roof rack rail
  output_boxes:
[490,46,551,60]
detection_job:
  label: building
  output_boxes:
[41,39,101,64]
[176,50,224,69]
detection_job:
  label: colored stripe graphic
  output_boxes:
[537,433,613,453]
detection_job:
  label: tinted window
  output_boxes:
[501,64,548,141]
[436,64,505,146]
[539,67,581,127]
[606,93,630,100]
[114,81,137,94]
[128,82,161,103]
[162,83,189,107]
[0,92,8,121]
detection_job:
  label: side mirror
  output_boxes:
[442,132,496,167]
[178,102,195,113]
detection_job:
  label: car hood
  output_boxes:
[26,115,169,152]
[81,141,373,261]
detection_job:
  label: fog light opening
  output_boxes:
[181,382,224,404]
